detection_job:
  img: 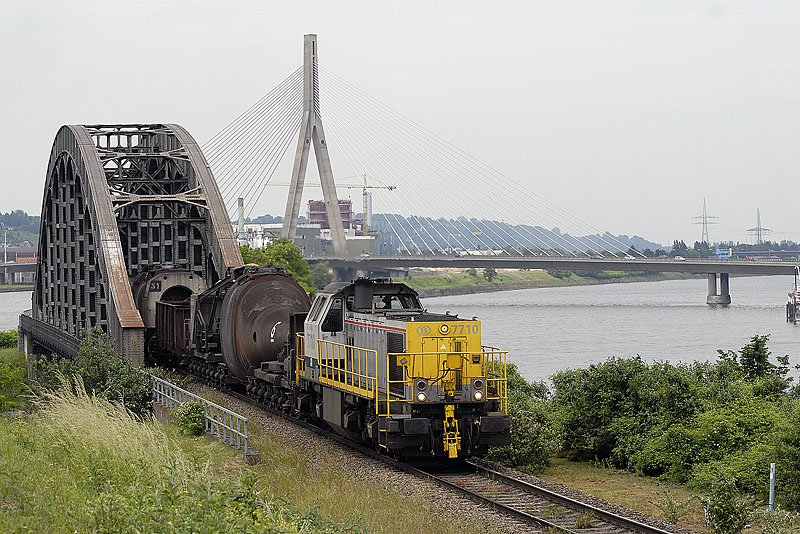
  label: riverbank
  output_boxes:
[0,285,33,293]
[405,269,698,298]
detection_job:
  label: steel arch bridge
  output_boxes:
[20,124,242,363]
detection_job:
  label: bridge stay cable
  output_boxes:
[207,82,305,216]
[231,108,304,218]
[205,69,302,168]
[211,78,303,200]
[320,67,634,257]
[321,80,528,256]
[321,95,507,255]
[209,103,302,213]
[203,67,302,151]
[218,101,304,211]
[321,70,578,256]
[321,103,437,254]
[204,50,644,259]
[319,69,597,256]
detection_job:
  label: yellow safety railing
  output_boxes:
[294,333,305,385]
[317,339,378,399]
[378,349,509,417]
[482,346,509,414]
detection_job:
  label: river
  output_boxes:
[1,276,798,382]
[424,275,799,382]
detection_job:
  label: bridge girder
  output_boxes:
[25,124,241,363]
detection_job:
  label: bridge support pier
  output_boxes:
[706,273,731,305]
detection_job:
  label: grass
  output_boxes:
[0,347,26,411]
[404,269,692,295]
[199,387,499,534]
[0,383,351,533]
[540,458,710,532]
[0,360,498,533]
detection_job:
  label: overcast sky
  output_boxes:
[1,1,798,245]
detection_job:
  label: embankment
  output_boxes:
[407,269,697,298]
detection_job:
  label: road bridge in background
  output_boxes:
[0,262,36,285]
[317,256,799,305]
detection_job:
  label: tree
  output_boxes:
[240,239,314,294]
[672,240,689,257]
[483,267,498,282]
[693,241,712,259]
[309,261,332,290]
[717,334,789,381]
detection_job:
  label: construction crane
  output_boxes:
[268,175,396,234]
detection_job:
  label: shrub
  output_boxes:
[174,401,205,436]
[33,327,152,416]
[775,403,800,510]
[488,364,559,472]
[703,470,754,534]
[752,509,800,534]
[0,329,18,348]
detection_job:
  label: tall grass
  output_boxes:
[0,381,352,533]
[0,347,26,411]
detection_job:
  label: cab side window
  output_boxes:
[321,297,344,333]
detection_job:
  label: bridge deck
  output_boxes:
[319,256,798,276]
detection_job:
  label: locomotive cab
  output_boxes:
[297,278,510,459]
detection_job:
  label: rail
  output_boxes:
[151,375,249,453]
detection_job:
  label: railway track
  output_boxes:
[190,376,674,534]
[424,461,673,534]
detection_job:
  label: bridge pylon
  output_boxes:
[281,34,347,254]
[20,124,242,364]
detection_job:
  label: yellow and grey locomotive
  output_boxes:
[294,278,509,458]
[160,269,510,459]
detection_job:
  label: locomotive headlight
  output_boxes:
[472,379,484,390]
[473,390,484,401]
[417,392,428,402]
[416,379,427,391]
[439,324,449,335]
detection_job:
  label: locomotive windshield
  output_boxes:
[346,292,421,311]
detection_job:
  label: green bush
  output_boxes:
[775,404,800,510]
[703,470,754,534]
[240,240,314,294]
[549,335,800,510]
[33,327,152,416]
[488,364,559,472]
[752,509,800,534]
[0,329,18,348]
[174,401,206,436]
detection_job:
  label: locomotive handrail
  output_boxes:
[150,375,249,454]
[380,350,509,416]
[316,339,378,401]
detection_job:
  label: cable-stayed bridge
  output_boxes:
[203,34,644,260]
[196,34,798,305]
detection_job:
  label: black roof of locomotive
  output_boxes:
[319,278,420,298]
[318,278,463,321]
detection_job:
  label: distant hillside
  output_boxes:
[1,210,40,246]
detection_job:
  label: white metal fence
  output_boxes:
[151,375,249,453]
